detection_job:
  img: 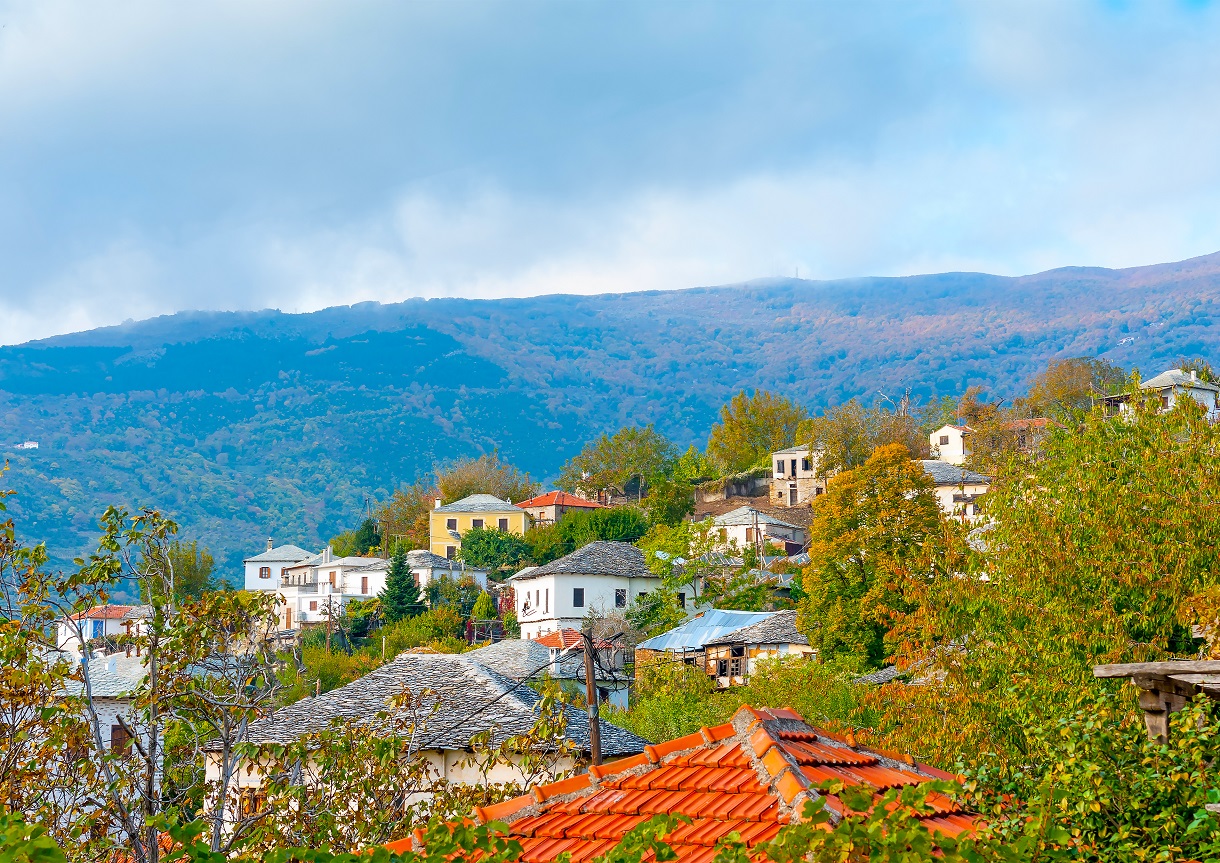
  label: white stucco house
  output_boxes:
[276,547,387,631]
[57,605,150,658]
[66,651,149,757]
[920,460,991,522]
[511,541,666,641]
[929,424,971,465]
[712,506,807,555]
[769,445,829,507]
[243,540,313,592]
[1104,367,1220,421]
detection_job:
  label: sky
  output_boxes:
[3,0,1220,345]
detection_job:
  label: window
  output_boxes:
[309,601,318,611]
[573,588,585,608]
[939,435,949,446]
[259,566,271,579]
[110,723,131,756]
[281,567,288,578]
[446,546,455,560]
[446,518,457,530]
[615,589,627,608]
[91,620,104,640]
[802,458,811,471]
[717,660,728,677]
[472,518,484,529]
[677,592,686,609]
[544,589,549,613]
[498,517,509,531]
[790,459,797,476]
[775,460,784,475]
[731,645,745,658]
[637,592,646,600]
[361,576,368,594]
[413,573,421,586]
[745,527,754,542]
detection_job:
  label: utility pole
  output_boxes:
[582,627,602,766]
[326,597,332,653]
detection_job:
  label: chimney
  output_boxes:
[1192,370,1198,382]
[267,536,274,551]
[435,499,442,509]
[323,546,331,564]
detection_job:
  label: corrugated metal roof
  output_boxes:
[637,610,775,652]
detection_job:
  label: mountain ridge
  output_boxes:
[1,251,1217,580]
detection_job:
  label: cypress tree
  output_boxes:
[380,547,424,623]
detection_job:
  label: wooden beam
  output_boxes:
[1093,660,1220,678]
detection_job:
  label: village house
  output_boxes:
[429,494,529,560]
[1104,367,1220,421]
[920,460,991,522]
[929,424,971,465]
[384,705,978,861]
[465,629,630,709]
[242,539,313,592]
[702,610,813,687]
[510,542,665,641]
[712,506,806,556]
[635,608,773,667]
[515,490,602,526]
[65,651,149,757]
[276,547,386,631]
[204,652,648,806]
[768,445,828,507]
[57,605,150,658]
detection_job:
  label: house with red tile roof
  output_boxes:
[385,705,978,862]
[56,604,150,657]
[517,491,603,526]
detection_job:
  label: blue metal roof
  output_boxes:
[636,609,776,652]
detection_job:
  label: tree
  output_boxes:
[801,399,927,475]
[165,540,215,601]
[526,507,651,565]
[671,445,714,484]
[380,547,424,623]
[376,481,433,551]
[458,527,531,572]
[705,390,808,474]
[1025,356,1127,420]
[435,452,539,505]
[470,591,497,621]
[1176,356,1216,383]
[638,518,721,604]
[557,425,676,499]
[640,476,694,527]
[795,443,943,668]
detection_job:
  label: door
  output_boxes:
[789,486,797,506]
[285,608,292,629]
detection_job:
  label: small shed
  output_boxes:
[702,610,812,687]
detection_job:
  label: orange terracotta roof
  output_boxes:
[67,604,137,621]
[384,706,978,861]
[534,629,615,651]
[516,491,603,510]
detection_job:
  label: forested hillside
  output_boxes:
[1,252,1217,577]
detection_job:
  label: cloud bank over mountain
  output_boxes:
[3,1,1220,344]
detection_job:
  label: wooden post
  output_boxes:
[583,628,602,766]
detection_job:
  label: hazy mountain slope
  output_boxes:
[1,252,1217,580]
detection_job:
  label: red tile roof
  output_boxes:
[534,629,615,651]
[517,491,603,510]
[67,604,137,621]
[384,706,977,861]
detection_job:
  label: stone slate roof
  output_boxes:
[705,610,808,648]
[218,652,648,755]
[712,506,801,530]
[919,460,991,486]
[853,665,902,685]
[464,638,585,681]
[244,544,314,564]
[67,653,147,698]
[513,541,652,581]
[1142,368,1220,393]
[407,549,460,569]
[434,494,518,513]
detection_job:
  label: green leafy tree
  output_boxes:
[705,389,808,474]
[1024,356,1127,421]
[458,527,531,572]
[435,452,539,505]
[557,425,676,499]
[671,445,714,484]
[640,477,694,527]
[638,517,721,603]
[380,547,424,623]
[801,399,927,475]
[796,443,943,668]
[624,589,687,639]
[470,591,497,621]
[166,539,215,601]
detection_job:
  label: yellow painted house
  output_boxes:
[429,494,529,559]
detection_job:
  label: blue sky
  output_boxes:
[3,0,1220,344]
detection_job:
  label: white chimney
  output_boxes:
[267,537,274,551]
[434,499,442,509]
[1192,370,1198,382]
[323,546,331,564]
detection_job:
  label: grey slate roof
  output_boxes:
[772,446,811,455]
[713,506,801,530]
[1142,368,1220,393]
[244,544,314,564]
[854,665,902,685]
[705,610,808,647]
[513,541,653,581]
[68,653,147,698]
[220,652,649,754]
[407,549,459,569]
[464,639,585,681]
[919,460,991,486]
[434,494,518,513]
[637,609,774,652]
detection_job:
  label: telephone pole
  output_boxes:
[582,627,602,766]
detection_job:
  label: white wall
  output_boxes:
[930,425,969,465]
[515,572,666,640]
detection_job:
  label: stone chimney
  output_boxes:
[323,546,332,564]
[267,537,274,551]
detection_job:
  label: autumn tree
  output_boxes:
[1025,356,1127,420]
[376,481,434,551]
[801,399,927,475]
[557,425,676,499]
[436,452,539,504]
[705,390,808,474]
[795,443,943,668]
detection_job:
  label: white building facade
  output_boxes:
[920,461,991,522]
[929,424,971,465]
[511,542,665,641]
[242,540,313,592]
[277,548,387,630]
[769,445,828,507]
[712,506,806,555]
